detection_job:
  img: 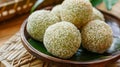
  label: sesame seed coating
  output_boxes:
[61,0,93,29]
[27,10,60,42]
[51,5,61,19]
[44,21,81,59]
[91,8,105,21]
[81,20,113,53]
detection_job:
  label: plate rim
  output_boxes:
[20,14,120,65]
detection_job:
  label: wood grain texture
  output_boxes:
[0,13,29,46]
[97,0,120,19]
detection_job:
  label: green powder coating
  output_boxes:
[27,10,61,42]
[44,21,81,59]
[81,20,113,53]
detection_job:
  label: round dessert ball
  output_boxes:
[27,10,60,42]
[44,21,81,59]
[91,8,105,21]
[81,20,113,53]
[51,5,61,18]
[61,0,93,29]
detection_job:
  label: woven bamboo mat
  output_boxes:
[0,32,58,67]
[0,32,120,67]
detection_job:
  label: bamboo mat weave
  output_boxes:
[0,32,120,67]
[0,32,58,67]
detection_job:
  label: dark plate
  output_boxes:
[20,11,120,67]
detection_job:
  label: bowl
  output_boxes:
[20,11,120,67]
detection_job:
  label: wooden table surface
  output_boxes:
[0,13,29,46]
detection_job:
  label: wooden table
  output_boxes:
[0,13,29,46]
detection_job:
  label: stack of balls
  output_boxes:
[26,0,113,59]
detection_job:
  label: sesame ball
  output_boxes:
[81,20,113,53]
[91,8,105,21]
[61,0,93,29]
[51,5,61,18]
[44,21,81,59]
[27,10,60,42]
